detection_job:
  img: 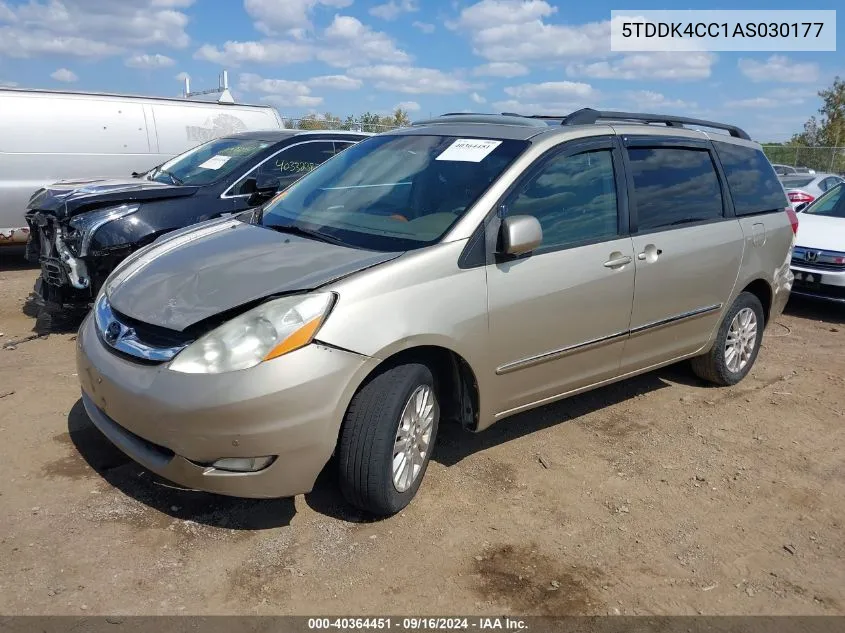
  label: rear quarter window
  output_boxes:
[713,141,789,216]
[626,147,724,231]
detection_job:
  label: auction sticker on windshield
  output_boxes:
[198,155,232,170]
[436,139,502,163]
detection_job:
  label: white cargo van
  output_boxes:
[0,88,284,245]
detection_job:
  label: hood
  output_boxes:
[27,177,199,219]
[795,212,845,252]
[107,219,401,331]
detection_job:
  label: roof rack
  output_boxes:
[412,113,549,128]
[535,108,750,140]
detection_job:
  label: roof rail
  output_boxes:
[412,113,548,128]
[550,108,750,140]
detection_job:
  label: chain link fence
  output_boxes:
[281,117,406,134]
[762,145,845,174]
[278,121,845,174]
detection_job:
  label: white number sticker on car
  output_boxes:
[436,138,502,163]
[198,155,232,170]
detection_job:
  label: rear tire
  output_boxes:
[338,363,440,516]
[691,292,765,386]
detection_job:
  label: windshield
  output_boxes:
[258,134,529,251]
[803,183,845,218]
[148,137,274,186]
[780,176,815,188]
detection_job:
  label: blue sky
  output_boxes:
[0,0,841,142]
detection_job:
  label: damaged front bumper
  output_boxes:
[26,211,94,306]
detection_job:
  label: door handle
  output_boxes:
[603,255,633,268]
[637,245,663,261]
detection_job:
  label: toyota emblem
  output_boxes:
[104,321,122,345]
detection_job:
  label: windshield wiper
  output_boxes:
[158,169,184,185]
[265,223,347,247]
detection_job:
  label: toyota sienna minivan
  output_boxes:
[76,109,796,516]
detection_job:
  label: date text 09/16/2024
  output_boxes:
[307,618,529,630]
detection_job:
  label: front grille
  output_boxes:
[790,258,845,272]
[792,247,845,272]
[111,308,194,349]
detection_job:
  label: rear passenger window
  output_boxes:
[627,147,723,231]
[713,142,789,215]
[505,149,618,251]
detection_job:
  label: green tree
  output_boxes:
[359,111,383,133]
[786,77,845,172]
[391,108,411,127]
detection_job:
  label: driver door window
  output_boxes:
[503,149,619,251]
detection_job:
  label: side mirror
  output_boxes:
[247,174,280,206]
[498,215,542,257]
[255,173,281,195]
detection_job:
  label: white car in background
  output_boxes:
[790,182,845,303]
[780,173,845,210]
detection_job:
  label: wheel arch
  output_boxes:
[740,277,773,326]
[343,342,482,433]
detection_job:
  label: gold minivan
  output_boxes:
[76,110,797,515]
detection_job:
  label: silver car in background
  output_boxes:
[780,173,845,209]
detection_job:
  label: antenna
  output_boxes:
[184,69,234,104]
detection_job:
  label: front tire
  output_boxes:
[338,363,440,516]
[691,292,765,386]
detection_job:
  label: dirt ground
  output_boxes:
[1,244,843,616]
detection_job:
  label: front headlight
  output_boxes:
[68,203,140,256]
[168,292,336,374]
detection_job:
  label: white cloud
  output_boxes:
[0,79,19,87]
[244,0,352,35]
[568,52,716,80]
[262,94,324,108]
[194,16,408,70]
[151,0,195,6]
[0,1,191,58]
[395,100,421,112]
[493,99,582,115]
[194,39,313,65]
[450,0,609,62]
[175,71,190,82]
[239,72,323,108]
[471,92,487,104]
[349,65,480,94]
[370,0,418,21]
[504,81,598,102]
[50,67,78,82]
[306,74,362,90]
[625,90,695,111]
[412,21,435,34]
[738,55,820,84]
[727,97,782,109]
[493,79,599,115]
[726,88,806,109]
[125,53,175,69]
[317,15,411,67]
[473,62,529,78]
